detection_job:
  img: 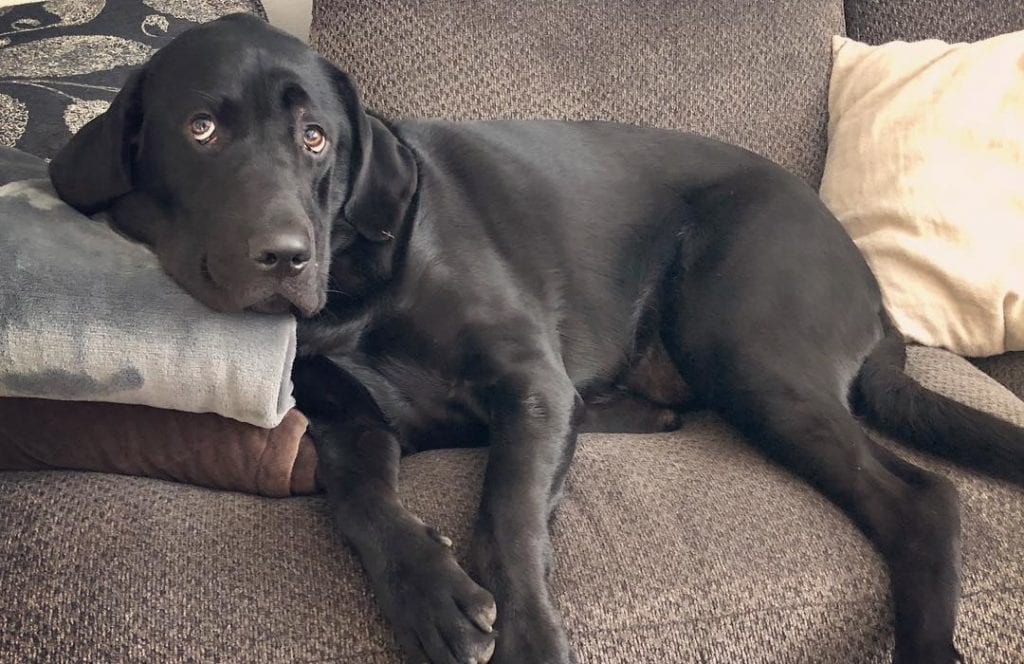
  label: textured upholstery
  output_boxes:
[311,0,844,185]
[2,1,1023,662]
[974,352,1024,400]
[845,0,1024,44]
[2,348,1023,663]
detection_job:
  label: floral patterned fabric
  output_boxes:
[0,0,265,159]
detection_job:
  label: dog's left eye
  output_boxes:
[189,114,216,144]
[302,125,327,154]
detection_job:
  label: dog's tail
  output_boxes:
[855,330,1024,484]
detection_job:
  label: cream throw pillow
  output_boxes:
[820,32,1024,357]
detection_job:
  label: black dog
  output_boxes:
[49,14,1024,664]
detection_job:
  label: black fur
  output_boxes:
[49,14,1024,664]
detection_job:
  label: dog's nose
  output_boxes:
[248,232,311,277]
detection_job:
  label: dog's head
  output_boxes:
[49,13,415,317]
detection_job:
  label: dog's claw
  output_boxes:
[472,601,497,633]
[427,527,453,548]
[474,640,496,663]
[385,542,496,664]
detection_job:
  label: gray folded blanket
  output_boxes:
[0,149,296,428]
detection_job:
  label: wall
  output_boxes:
[262,0,313,41]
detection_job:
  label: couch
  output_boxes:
[2,0,1023,662]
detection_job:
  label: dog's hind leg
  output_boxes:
[578,389,684,433]
[656,165,965,662]
[578,336,695,433]
[714,368,963,664]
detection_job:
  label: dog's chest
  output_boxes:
[345,309,495,450]
[301,283,532,451]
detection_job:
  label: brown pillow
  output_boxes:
[0,399,318,497]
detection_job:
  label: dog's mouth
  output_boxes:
[246,288,324,319]
[194,253,323,318]
[199,254,216,286]
[247,294,297,316]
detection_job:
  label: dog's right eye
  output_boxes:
[189,114,216,145]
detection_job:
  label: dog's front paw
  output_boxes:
[377,532,497,664]
[892,642,964,664]
[490,600,574,664]
[470,529,573,664]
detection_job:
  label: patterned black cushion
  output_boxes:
[0,0,266,159]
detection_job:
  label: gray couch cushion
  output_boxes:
[310,0,843,185]
[845,0,1024,43]
[2,348,1023,663]
[973,352,1024,400]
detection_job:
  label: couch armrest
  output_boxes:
[971,352,1024,401]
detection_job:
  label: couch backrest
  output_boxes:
[310,0,844,185]
[845,0,1024,43]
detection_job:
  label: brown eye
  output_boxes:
[302,125,326,153]
[189,114,216,144]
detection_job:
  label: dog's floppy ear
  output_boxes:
[49,70,144,215]
[329,65,417,242]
